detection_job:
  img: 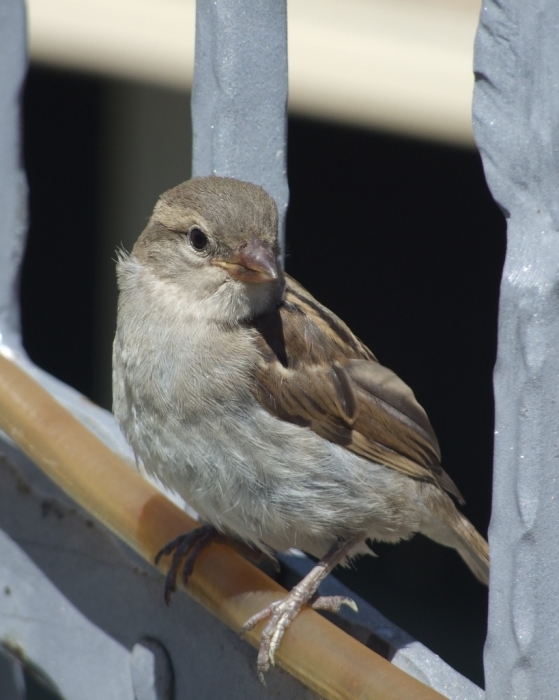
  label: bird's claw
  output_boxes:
[155,526,265,605]
[240,592,358,683]
[310,594,358,613]
[155,524,217,605]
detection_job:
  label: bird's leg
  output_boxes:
[241,537,361,683]
[155,524,262,605]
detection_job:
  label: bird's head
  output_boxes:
[131,176,284,323]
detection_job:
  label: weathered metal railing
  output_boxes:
[1,0,541,697]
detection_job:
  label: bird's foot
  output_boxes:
[155,524,222,605]
[155,525,264,605]
[240,539,359,683]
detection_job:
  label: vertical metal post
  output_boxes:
[0,2,29,695]
[474,2,559,698]
[191,0,289,253]
[0,0,27,354]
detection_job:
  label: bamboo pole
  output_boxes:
[0,352,446,700]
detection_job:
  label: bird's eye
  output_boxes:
[189,227,208,251]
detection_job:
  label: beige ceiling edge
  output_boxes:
[26,0,480,147]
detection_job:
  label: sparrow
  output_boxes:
[113,176,489,681]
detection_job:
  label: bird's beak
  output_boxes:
[211,237,279,284]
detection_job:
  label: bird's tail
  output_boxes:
[451,512,489,585]
[421,505,489,585]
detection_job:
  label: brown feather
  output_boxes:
[250,274,464,503]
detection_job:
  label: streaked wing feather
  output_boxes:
[250,275,463,502]
[347,360,439,451]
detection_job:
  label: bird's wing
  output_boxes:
[250,275,463,502]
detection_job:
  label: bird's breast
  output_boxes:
[115,265,258,408]
[112,262,425,554]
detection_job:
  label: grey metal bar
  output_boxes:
[473,2,559,698]
[191,0,289,251]
[0,649,26,700]
[0,0,27,354]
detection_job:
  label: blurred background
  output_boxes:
[21,0,503,690]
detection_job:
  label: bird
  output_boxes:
[112,175,489,682]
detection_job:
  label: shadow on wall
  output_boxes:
[20,66,506,688]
